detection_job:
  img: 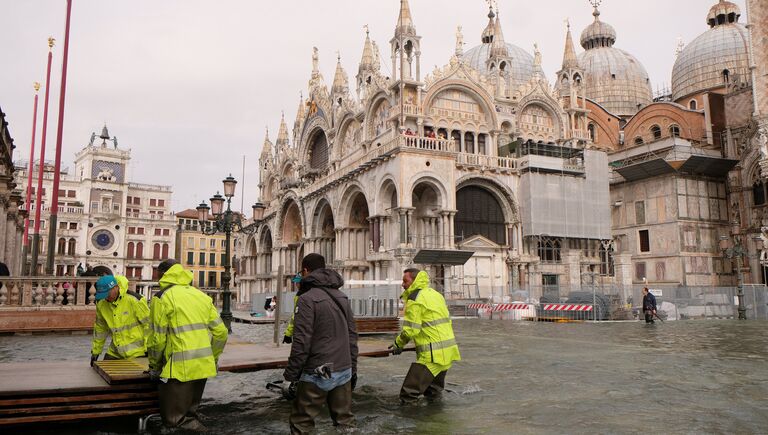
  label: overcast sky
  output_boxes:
[1,0,748,213]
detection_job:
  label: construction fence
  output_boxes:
[251,285,401,318]
[451,284,768,321]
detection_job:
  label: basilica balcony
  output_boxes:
[389,103,421,118]
[399,134,454,153]
[572,129,591,142]
[455,153,518,174]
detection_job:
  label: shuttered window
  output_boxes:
[455,186,506,244]
[309,132,329,169]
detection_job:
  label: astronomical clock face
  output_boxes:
[91,229,115,250]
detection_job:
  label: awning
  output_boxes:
[413,249,475,265]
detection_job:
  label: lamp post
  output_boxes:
[196,175,264,332]
[719,233,747,320]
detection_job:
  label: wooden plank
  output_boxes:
[0,407,160,426]
[93,359,150,385]
[0,391,157,407]
[0,399,158,415]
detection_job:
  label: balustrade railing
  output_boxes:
[400,134,454,152]
[456,153,518,170]
[0,277,99,307]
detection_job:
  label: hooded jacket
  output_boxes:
[91,275,149,359]
[396,271,461,373]
[284,268,358,382]
[147,264,228,382]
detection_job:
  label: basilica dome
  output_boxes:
[576,7,652,118]
[464,43,545,89]
[671,1,749,102]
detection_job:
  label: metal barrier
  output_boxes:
[251,285,401,318]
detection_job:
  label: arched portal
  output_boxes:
[312,200,336,264]
[455,185,506,245]
[280,200,304,275]
[411,181,443,248]
[345,192,370,262]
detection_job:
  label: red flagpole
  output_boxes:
[46,0,73,276]
[20,83,41,276]
[29,38,55,276]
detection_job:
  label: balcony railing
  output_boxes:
[456,153,518,171]
[0,277,98,307]
[400,134,454,152]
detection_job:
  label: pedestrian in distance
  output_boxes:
[147,259,228,431]
[642,287,657,324]
[284,253,358,434]
[90,275,150,366]
[389,268,461,404]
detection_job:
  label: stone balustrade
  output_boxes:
[0,277,99,307]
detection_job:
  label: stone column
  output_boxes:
[0,199,7,262]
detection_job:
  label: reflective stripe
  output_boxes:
[170,322,208,335]
[211,338,227,352]
[112,320,141,334]
[93,331,109,340]
[148,349,163,360]
[114,338,145,354]
[422,317,450,328]
[208,318,223,329]
[415,338,458,354]
[151,323,167,334]
[402,320,422,329]
[172,347,213,362]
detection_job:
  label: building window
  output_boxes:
[541,274,559,298]
[150,199,157,207]
[639,230,650,252]
[650,125,661,140]
[635,201,645,225]
[753,181,766,206]
[722,69,730,83]
[67,190,76,198]
[155,228,161,236]
[158,199,165,207]
[537,237,562,263]
[199,252,206,266]
[208,271,217,288]
[669,125,680,137]
[599,243,614,276]
[200,238,206,250]
[153,243,161,260]
[162,243,169,259]
[635,262,647,281]
[689,99,697,110]
[136,242,144,259]
[210,239,216,249]
[198,271,205,287]
[138,227,145,235]
[186,252,194,265]
[634,137,644,146]
[588,123,596,142]
[128,227,136,235]
[152,267,160,281]
[127,242,135,259]
[57,237,66,255]
[187,237,194,246]
[163,229,170,236]
[209,253,216,266]
[69,222,77,230]
[221,240,226,249]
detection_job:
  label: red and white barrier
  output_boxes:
[468,303,492,309]
[542,304,593,311]
[493,303,532,311]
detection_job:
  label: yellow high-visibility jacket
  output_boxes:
[284,295,299,337]
[395,271,461,374]
[92,275,150,359]
[147,264,228,382]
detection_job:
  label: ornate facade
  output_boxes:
[236,0,768,302]
[0,107,25,276]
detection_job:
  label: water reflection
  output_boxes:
[3,320,768,434]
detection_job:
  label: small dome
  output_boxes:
[463,43,546,90]
[707,1,741,27]
[671,5,748,101]
[578,48,652,117]
[580,9,617,49]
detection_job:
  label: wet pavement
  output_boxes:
[3,319,768,434]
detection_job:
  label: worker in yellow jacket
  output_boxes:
[147,259,228,430]
[389,269,460,404]
[91,275,149,365]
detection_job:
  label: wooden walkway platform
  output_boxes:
[0,337,398,427]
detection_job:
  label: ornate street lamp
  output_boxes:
[198,176,263,332]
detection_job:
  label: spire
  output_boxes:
[395,0,416,36]
[359,26,376,73]
[481,5,496,44]
[295,92,305,123]
[561,20,579,69]
[490,14,508,57]
[332,53,349,96]
[276,112,289,147]
[260,127,273,159]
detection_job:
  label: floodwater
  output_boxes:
[3,319,768,434]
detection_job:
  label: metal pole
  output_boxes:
[221,199,233,332]
[46,0,73,275]
[30,39,55,276]
[736,252,747,320]
[592,273,597,321]
[274,265,284,346]
[21,83,41,276]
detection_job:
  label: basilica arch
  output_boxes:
[454,177,518,246]
[423,82,498,154]
[310,198,336,264]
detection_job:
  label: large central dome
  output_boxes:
[464,43,545,89]
[671,1,749,102]
[577,6,652,118]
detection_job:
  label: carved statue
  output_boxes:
[89,132,96,146]
[312,47,319,73]
[112,136,118,149]
[760,228,768,263]
[455,26,464,56]
[758,127,768,159]
[533,43,542,67]
[97,167,115,181]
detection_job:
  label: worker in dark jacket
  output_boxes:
[284,253,358,434]
[642,287,657,323]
